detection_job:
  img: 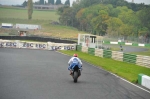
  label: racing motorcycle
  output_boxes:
[71,65,81,83]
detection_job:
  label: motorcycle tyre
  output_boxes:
[73,71,78,83]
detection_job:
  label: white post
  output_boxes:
[78,34,80,45]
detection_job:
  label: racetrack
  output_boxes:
[103,44,148,53]
[0,48,150,99]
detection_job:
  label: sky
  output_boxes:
[0,0,150,6]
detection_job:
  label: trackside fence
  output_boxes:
[77,45,150,68]
[0,39,76,51]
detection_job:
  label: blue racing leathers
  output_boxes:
[68,57,82,71]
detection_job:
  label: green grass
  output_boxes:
[0,7,59,21]
[130,48,150,56]
[0,7,87,39]
[59,50,150,83]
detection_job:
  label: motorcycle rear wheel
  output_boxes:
[73,71,78,83]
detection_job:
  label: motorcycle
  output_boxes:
[71,65,81,83]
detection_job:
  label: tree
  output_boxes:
[45,1,47,5]
[79,0,102,8]
[27,0,33,20]
[107,17,123,36]
[137,8,150,32]
[137,7,150,42]
[55,0,62,5]
[119,24,133,39]
[65,0,70,6]
[48,0,54,5]
[34,1,40,5]
[22,0,27,7]
[39,0,44,5]
[91,10,110,36]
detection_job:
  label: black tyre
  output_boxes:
[73,71,78,83]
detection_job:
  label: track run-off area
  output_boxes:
[0,48,150,99]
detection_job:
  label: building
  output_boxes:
[33,4,64,10]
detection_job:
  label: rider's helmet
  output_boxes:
[73,54,78,57]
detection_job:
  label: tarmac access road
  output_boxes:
[0,48,150,99]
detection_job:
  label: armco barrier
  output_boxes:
[138,74,150,89]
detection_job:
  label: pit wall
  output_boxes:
[0,39,76,51]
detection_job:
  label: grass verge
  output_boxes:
[59,50,150,83]
[130,48,150,56]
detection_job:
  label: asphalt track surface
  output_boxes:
[103,44,148,53]
[0,48,150,99]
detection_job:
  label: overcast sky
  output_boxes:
[0,0,150,5]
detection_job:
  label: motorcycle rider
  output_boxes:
[68,54,82,75]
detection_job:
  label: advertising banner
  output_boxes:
[0,40,76,51]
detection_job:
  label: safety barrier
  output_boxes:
[138,74,150,89]
[103,41,150,48]
[77,45,82,51]
[123,53,137,64]
[112,51,123,61]
[103,50,112,58]
[136,55,150,68]
[82,46,88,53]
[88,48,95,56]
[0,40,76,51]
[95,48,103,57]
[76,45,150,68]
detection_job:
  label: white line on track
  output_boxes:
[57,51,150,94]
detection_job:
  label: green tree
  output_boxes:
[27,0,33,20]
[48,0,54,5]
[107,17,123,36]
[22,0,27,7]
[40,0,44,5]
[137,8,150,32]
[65,0,70,6]
[79,0,102,8]
[76,8,87,31]
[119,24,133,39]
[55,0,62,5]
[45,1,47,5]
[91,10,110,36]
[34,1,40,5]
[118,6,141,37]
